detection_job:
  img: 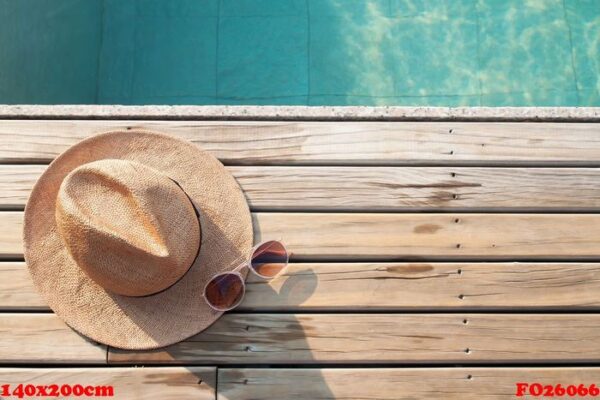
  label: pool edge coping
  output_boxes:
[0,105,599,121]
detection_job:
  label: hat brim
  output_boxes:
[23,131,253,350]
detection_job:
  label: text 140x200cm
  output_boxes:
[1,383,114,398]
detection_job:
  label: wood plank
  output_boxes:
[257,213,600,260]
[0,165,42,209]
[0,262,44,309]
[0,212,23,258]
[5,211,600,260]
[1,120,600,164]
[244,262,600,310]
[0,314,106,363]
[6,165,600,211]
[233,166,600,211]
[109,313,600,364]
[219,368,600,400]
[6,261,600,311]
[0,367,215,399]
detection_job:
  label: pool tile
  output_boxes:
[579,89,600,106]
[310,0,479,100]
[391,0,471,18]
[309,13,396,98]
[402,95,481,106]
[133,16,217,99]
[309,94,480,106]
[221,0,306,16]
[219,96,308,105]
[309,95,397,106]
[129,95,217,105]
[388,4,480,98]
[394,94,480,106]
[477,0,577,98]
[0,0,101,104]
[218,15,308,99]
[97,0,136,103]
[564,0,600,95]
[137,0,219,17]
[2,0,598,106]
[309,0,392,17]
[481,89,579,106]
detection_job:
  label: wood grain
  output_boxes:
[218,368,600,400]
[6,211,600,260]
[243,262,600,310]
[0,367,215,399]
[233,166,600,211]
[0,165,41,208]
[5,165,600,211]
[109,313,600,364]
[0,212,23,258]
[5,261,600,311]
[0,314,106,363]
[1,120,600,164]
[255,213,600,260]
[0,262,44,309]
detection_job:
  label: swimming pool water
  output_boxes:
[0,0,598,106]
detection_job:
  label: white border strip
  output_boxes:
[0,105,599,121]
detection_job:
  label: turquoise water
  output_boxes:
[0,0,599,106]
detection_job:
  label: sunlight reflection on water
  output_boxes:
[0,0,598,105]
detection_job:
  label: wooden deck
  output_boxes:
[2,119,600,398]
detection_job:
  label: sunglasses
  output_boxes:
[203,240,289,311]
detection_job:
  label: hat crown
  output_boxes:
[55,159,201,297]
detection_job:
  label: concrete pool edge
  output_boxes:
[0,105,599,121]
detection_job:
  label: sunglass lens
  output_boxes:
[250,241,288,278]
[204,273,244,311]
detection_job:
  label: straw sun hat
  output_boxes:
[23,131,253,350]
